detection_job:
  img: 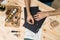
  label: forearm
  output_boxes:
[24,0,31,15]
[46,9,60,16]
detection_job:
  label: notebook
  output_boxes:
[23,7,46,33]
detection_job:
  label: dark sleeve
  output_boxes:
[38,0,54,3]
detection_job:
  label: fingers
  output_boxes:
[34,16,40,21]
[34,14,39,17]
[34,12,41,16]
[34,15,39,19]
[27,19,34,25]
[34,14,40,21]
[31,19,34,24]
[35,18,40,21]
[34,13,43,21]
[34,13,39,18]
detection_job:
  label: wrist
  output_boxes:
[27,12,31,16]
[45,12,49,17]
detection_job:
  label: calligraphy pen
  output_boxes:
[0,0,5,11]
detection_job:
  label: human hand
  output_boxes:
[34,12,48,21]
[27,14,34,24]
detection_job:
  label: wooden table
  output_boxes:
[0,0,57,40]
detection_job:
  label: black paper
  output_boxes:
[23,7,46,33]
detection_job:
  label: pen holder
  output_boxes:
[5,6,21,28]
